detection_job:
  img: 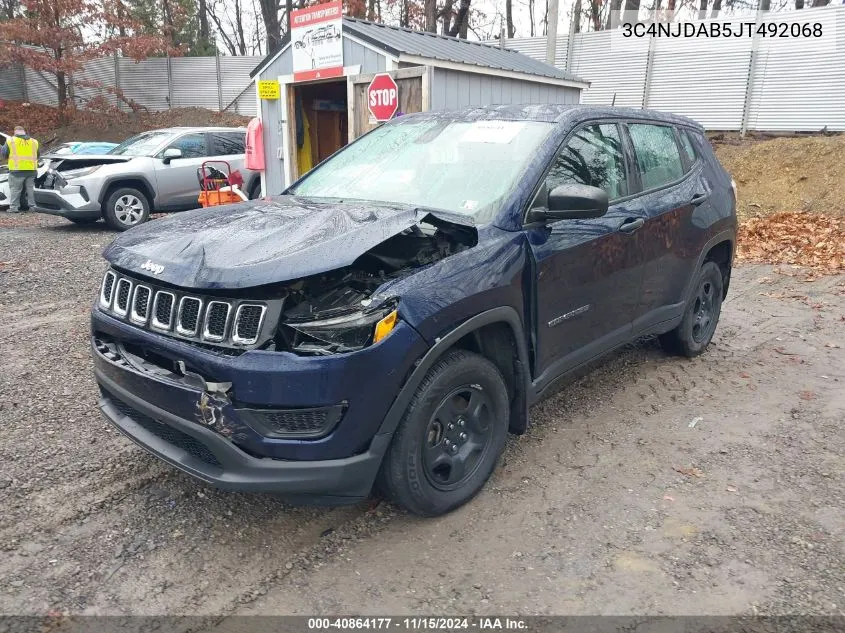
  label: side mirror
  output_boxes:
[528,184,609,223]
[162,147,182,164]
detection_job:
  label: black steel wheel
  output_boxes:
[422,385,496,491]
[659,261,724,357]
[377,349,509,517]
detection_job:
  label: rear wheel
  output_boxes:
[103,187,150,231]
[377,350,509,517]
[659,261,724,357]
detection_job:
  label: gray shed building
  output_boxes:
[250,17,588,195]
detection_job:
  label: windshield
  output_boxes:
[48,143,76,155]
[290,118,554,223]
[109,131,172,157]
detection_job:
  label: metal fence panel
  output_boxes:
[72,57,117,108]
[220,56,262,116]
[569,30,648,107]
[0,65,26,101]
[501,34,569,68]
[746,6,845,132]
[646,18,752,129]
[171,57,220,109]
[504,4,845,131]
[119,57,170,111]
[24,68,57,106]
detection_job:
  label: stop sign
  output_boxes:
[367,73,399,122]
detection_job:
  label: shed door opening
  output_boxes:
[292,79,348,180]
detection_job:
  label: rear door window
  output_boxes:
[546,123,629,200]
[628,124,684,191]
[166,133,208,159]
[211,132,245,156]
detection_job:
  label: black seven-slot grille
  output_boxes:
[99,270,269,348]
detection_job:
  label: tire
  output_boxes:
[659,261,724,357]
[69,217,99,225]
[377,349,510,517]
[103,187,150,231]
[248,180,261,200]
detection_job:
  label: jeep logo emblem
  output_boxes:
[140,260,165,275]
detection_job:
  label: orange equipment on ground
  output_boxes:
[197,161,247,208]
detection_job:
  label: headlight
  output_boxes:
[62,165,102,179]
[285,305,398,354]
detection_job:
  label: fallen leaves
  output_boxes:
[738,212,845,274]
[673,465,705,478]
[799,390,817,401]
[726,485,738,493]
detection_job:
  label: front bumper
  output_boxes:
[91,307,428,499]
[34,185,101,219]
[98,371,389,500]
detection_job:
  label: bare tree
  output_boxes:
[606,0,623,29]
[528,0,535,35]
[505,0,515,36]
[424,0,437,31]
[448,0,470,36]
[623,0,641,24]
[710,0,721,17]
[258,0,281,53]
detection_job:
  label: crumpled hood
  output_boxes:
[103,196,450,290]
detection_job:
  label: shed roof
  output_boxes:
[251,17,587,87]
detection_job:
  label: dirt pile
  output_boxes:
[0,101,250,145]
[713,133,845,220]
[738,211,845,274]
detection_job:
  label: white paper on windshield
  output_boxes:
[460,121,525,144]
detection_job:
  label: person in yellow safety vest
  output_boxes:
[2,126,40,214]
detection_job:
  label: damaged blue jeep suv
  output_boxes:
[92,105,736,516]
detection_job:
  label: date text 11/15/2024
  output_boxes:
[307,617,528,630]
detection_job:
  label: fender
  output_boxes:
[97,175,158,206]
[375,306,532,439]
[680,229,736,304]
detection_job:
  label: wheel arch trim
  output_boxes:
[97,176,157,207]
[375,306,532,439]
[681,230,736,305]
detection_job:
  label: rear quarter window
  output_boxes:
[212,132,245,156]
[628,123,684,191]
[678,129,698,167]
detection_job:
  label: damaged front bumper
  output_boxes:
[91,308,428,500]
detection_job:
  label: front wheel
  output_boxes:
[103,187,150,231]
[377,349,510,517]
[659,261,724,357]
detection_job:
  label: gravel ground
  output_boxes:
[0,213,843,620]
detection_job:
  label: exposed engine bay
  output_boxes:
[35,155,130,189]
[275,215,477,355]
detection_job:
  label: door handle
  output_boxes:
[691,192,710,206]
[617,217,645,233]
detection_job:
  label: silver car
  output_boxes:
[33,127,260,230]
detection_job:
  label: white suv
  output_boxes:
[33,127,260,230]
